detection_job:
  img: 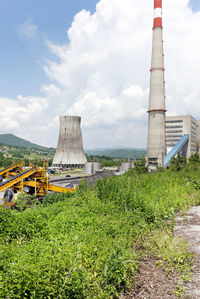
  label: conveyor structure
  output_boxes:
[0,161,24,180]
[164,134,189,168]
[0,161,76,207]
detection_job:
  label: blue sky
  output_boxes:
[0,0,198,99]
[0,0,99,98]
[190,0,200,10]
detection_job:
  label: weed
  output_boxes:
[0,167,199,297]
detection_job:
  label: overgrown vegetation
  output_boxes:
[1,158,200,298]
[170,154,187,171]
[134,156,148,173]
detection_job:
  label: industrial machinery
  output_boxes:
[0,160,24,181]
[0,161,76,207]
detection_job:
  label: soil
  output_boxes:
[122,205,200,299]
[175,206,200,299]
[120,258,177,299]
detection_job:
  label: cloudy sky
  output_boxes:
[0,0,199,149]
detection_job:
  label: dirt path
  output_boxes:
[121,206,200,298]
[175,206,200,298]
[120,258,177,299]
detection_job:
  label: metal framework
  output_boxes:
[0,161,76,207]
[0,161,24,180]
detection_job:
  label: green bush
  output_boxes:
[134,156,148,173]
[42,191,73,205]
[188,153,200,163]
[170,154,186,171]
[14,193,40,211]
[0,168,200,297]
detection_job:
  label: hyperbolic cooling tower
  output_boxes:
[147,0,166,167]
[53,116,87,167]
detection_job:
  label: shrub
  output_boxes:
[0,168,199,297]
[169,154,186,171]
[42,191,73,206]
[14,193,39,211]
[134,156,148,173]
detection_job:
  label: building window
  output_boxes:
[166,139,180,142]
[148,158,158,162]
[166,135,182,138]
[166,130,183,133]
[166,125,183,129]
[166,120,183,123]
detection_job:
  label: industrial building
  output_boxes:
[196,120,200,154]
[85,162,100,175]
[166,116,197,158]
[53,116,87,168]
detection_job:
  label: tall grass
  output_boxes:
[0,167,200,298]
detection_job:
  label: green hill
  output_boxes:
[0,134,45,149]
[86,148,146,159]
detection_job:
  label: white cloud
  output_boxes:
[0,95,50,144]
[18,21,38,38]
[1,0,200,148]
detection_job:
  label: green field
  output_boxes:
[1,160,200,298]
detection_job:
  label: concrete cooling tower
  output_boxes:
[53,116,87,168]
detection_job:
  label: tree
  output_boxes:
[170,154,186,171]
[188,153,200,164]
[134,156,148,173]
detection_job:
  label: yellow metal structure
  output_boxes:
[0,161,76,203]
[0,161,24,179]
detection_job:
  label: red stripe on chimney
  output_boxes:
[154,0,162,9]
[154,18,162,28]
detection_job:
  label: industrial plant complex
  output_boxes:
[146,0,200,168]
[50,0,200,171]
[1,0,200,204]
[2,1,200,297]
[51,0,200,171]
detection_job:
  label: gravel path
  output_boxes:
[175,206,200,298]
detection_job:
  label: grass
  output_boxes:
[0,166,200,298]
[142,230,192,281]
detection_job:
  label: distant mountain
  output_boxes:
[85,148,146,159]
[0,134,46,149]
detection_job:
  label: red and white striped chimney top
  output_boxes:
[154,0,162,28]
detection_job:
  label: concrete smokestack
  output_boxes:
[53,116,87,168]
[147,0,166,167]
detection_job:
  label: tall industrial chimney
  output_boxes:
[147,0,166,167]
[53,116,87,168]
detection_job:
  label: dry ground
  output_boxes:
[175,206,200,298]
[121,206,200,299]
[120,258,177,299]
